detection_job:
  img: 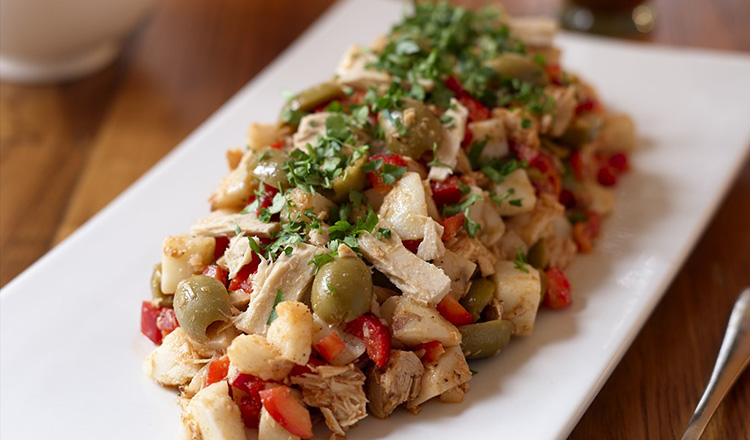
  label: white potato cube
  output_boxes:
[468,118,509,161]
[492,169,537,216]
[183,381,246,440]
[247,122,284,152]
[160,234,216,294]
[491,260,541,335]
[386,297,461,347]
[227,334,293,381]
[407,346,472,408]
[209,149,256,210]
[266,301,313,365]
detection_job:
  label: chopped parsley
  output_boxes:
[361,158,407,185]
[513,247,530,273]
[267,290,285,324]
[443,192,483,238]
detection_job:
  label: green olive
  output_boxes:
[174,275,231,343]
[311,256,373,324]
[558,112,603,147]
[380,100,443,159]
[527,238,549,270]
[249,148,289,189]
[459,320,514,360]
[460,279,496,322]
[150,264,173,308]
[487,53,548,86]
[329,154,367,202]
[279,82,345,124]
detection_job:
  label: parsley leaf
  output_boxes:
[513,247,530,273]
[267,290,285,324]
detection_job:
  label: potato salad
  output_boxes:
[140,2,635,439]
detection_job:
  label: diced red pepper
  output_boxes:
[141,301,164,345]
[461,126,474,148]
[228,255,260,292]
[572,211,601,253]
[608,152,629,174]
[436,294,474,326]
[510,140,539,163]
[546,64,564,86]
[596,165,618,186]
[238,394,263,429]
[430,176,462,209]
[543,267,572,308]
[289,357,326,377]
[439,213,465,242]
[575,98,601,115]
[528,152,562,196]
[232,373,266,395]
[402,239,422,254]
[156,308,178,338]
[367,154,407,194]
[314,332,347,363]
[345,314,392,368]
[214,236,230,260]
[415,340,445,365]
[270,140,284,150]
[260,386,313,439]
[444,76,490,122]
[206,356,230,386]
[202,264,228,286]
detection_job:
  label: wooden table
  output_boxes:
[1,0,748,438]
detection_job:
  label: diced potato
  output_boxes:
[491,261,541,335]
[183,381,246,440]
[466,186,505,247]
[505,193,564,245]
[468,118,509,161]
[598,113,636,154]
[545,86,577,137]
[492,169,537,216]
[209,149,256,210]
[283,187,335,222]
[433,249,477,299]
[247,122,284,152]
[379,172,429,240]
[227,334,293,381]
[259,406,300,440]
[386,297,461,347]
[407,346,472,408]
[142,328,206,386]
[160,234,215,294]
[266,301,313,365]
[578,180,615,216]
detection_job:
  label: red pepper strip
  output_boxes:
[436,294,474,326]
[543,267,572,308]
[345,314,392,368]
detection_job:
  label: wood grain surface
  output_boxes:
[1,0,748,438]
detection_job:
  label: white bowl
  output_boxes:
[0,0,157,83]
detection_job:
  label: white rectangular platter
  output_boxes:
[2,0,750,438]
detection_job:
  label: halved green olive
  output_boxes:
[487,53,548,86]
[249,147,289,189]
[527,238,549,270]
[380,99,443,159]
[311,256,373,324]
[174,275,231,343]
[459,320,514,360]
[558,112,603,147]
[329,154,367,202]
[460,279,496,322]
[150,264,173,308]
[280,82,345,124]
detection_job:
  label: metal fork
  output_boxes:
[681,287,750,439]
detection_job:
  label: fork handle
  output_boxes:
[681,287,750,440]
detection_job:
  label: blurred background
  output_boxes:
[0,0,748,438]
